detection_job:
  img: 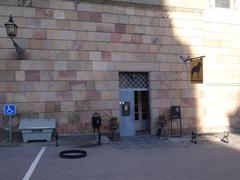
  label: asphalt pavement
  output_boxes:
[1,135,240,180]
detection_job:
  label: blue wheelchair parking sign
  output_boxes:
[4,104,16,116]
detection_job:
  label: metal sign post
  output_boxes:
[4,104,16,142]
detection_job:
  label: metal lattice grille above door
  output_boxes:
[119,72,149,89]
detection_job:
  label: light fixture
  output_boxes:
[5,15,25,60]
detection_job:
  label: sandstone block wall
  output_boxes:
[0,0,239,135]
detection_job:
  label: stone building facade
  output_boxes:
[0,0,240,136]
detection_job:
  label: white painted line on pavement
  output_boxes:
[22,147,46,180]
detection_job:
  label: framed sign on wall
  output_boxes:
[190,58,203,83]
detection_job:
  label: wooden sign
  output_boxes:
[190,58,203,83]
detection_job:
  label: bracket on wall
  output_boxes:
[18,0,32,7]
[11,39,25,60]
[180,56,205,63]
[73,0,81,10]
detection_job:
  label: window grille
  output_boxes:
[119,72,149,89]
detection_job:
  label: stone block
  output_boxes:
[25,92,40,102]
[150,72,167,81]
[58,30,77,40]
[18,29,33,39]
[48,82,70,91]
[78,2,103,12]
[160,63,170,72]
[36,8,53,18]
[169,63,184,72]
[75,101,90,111]
[89,52,101,61]
[101,90,119,99]
[45,9,54,18]
[89,100,118,110]
[56,20,70,29]
[103,4,113,13]
[21,60,53,71]
[86,90,101,100]
[25,71,40,81]
[32,30,47,39]
[113,6,125,14]
[96,42,110,52]
[49,0,74,10]
[16,71,25,81]
[118,15,129,24]
[111,33,122,43]
[56,91,73,101]
[56,41,72,50]
[40,71,58,81]
[115,23,126,33]
[18,103,45,113]
[96,23,115,32]
[76,71,91,80]
[126,7,135,15]
[18,82,33,92]
[110,43,124,52]
[72,41,84,51]
[53,51,71,60]
[101,51,111,61]
[40,19,56,29]
[54,10,65,19]
[144,26,154,35]
[92,62,112,71]
[29,39,43,49]
[96,32,111,42]
[61,102,75,112]
[129,16,141,25]
[109,52,123,61]
[65,11,78,20]
[76,41,94,52]
[141,17,152,26]
[134,25,145,34]
[102,13,118,23]
[135,8,146,16]
[26,18,41,28]
[95,81,118,90]
[0,60,6,70]
[70,81,88,91]
[42,40,54,50]
[69,51,79,60]
[45,102,61,113]
[58,71,77,80]
[79,22,97,32]
[79,51,89,60]
[67,61,93,71]
[0,93,7,103]
[157,90,170,98]
[72,91,86,101]
[0,82,9,92]
[6,92,25,102]
[131,35,143,43]
[117,62,159,71]
[78,11,102,22]
[54,61,67,70]
[0,71,15,81]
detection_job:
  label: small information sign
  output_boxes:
[4,104,16,116]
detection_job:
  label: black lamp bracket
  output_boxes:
[11,38,25,60]
[180,56,205,63]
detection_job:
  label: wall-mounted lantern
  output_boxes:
[5,15,25,60]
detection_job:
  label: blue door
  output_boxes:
[120,90,135,136]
